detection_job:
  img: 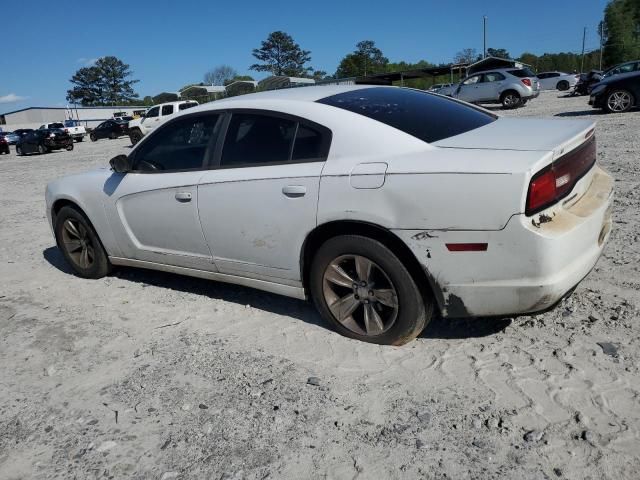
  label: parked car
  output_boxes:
[589,70,640,113]
[12,128,34,139]
[1,131,20,145]
[90,120,129,141]
[45,86,613,345]
[428,83,453,92]
[536,71,580,91]
[127,100,198,145]
[602,60,640,79]
[452,68,540,108]
[113,115,133,122]
[17,129,73,155]
[39,121,86,142]
[0,135,9,154]
[574,70,603,96]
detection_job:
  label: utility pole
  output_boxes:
[580,27,587,73]
[483,16,487,58]
[598,21,604,70]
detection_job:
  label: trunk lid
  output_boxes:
[433,117,595,159]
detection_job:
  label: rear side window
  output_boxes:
[508,68,536,78]
[133,114,221,172]
[161,105,174,116]
[50,122,64,129]
[179,102,198,111]
[317,87,496,144]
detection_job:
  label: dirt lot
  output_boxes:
[1,91,639,480]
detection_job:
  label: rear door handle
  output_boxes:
[282,185,306,198]
[175,192,192,202]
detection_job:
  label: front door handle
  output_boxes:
[175,192,192,202]
[282,185,306,198]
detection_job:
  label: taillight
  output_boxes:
[526,136,596,216]
[64,128,69,133]
[521,78,532,87]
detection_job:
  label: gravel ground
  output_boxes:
[0,90,639,480]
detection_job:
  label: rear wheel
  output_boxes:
[501,91,521,109]
[38,144,47,154]
[66,143,74,151]
[557,80,570,91]
[54,206,111,278]
[310,235,432,345]
[605,89,634,113]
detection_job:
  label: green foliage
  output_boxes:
[517,51,602,73]
[142,96,154,106]
[251,31,312,76]
[454,48,479,64]
[67,56,139,106]
[223,75,255,86]
[336,40,389,77]
[152,92,179,104]
[486,48,511,59]
[603,0,640,67]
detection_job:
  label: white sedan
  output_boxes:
[536,71,581,91]
[46,85,614,345]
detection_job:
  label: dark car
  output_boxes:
[16,129,73,155]
[589,71,640,113]
[573,70,603,96]
[89,120,129,141]
[0,135,9,154]
[13,128,35,138]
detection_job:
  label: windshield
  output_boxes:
[63,120,78,127]
[317,87,496,144]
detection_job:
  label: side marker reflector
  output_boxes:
[445,243,488,252]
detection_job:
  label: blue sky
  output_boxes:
[1,0,608,112]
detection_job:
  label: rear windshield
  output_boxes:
[179,102,198,111]
[317,87,496,144]
[508,68,536,78]
[49,122,65,129]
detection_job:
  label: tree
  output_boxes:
[486,48,511,59]
[336,40,389,77]
[250,31,312,76]
[142,96,154,106]
[152,92,179,104]
[204,65,237,85]
[603,0,640,67]
[454,48,478,64]
[223,75,254,86]
[66,56,139,106]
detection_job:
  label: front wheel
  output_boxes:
[90,133,97,142]
[557,80,570,91]
[38,144,47,154]
[605,89,634,113]
[310,235,432,345]
[129,130,143,145]
[54,206,111,278]
[16,145,23,156]
[66,143,74,151]
[501,91,521,109]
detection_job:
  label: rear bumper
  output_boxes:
[394,166,614,318]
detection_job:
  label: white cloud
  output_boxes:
[76,57,100,66]
[0,93,27,104]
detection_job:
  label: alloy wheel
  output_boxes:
[322,254,399,336]
[61,218,95,269]
[607,91,631,112]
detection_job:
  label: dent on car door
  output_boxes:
[197,111,331,283]
[104,113,222,270]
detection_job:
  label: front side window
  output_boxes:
[463,75,482,85]
[221,113,297,167]
[162,105,174,116]
[145,106,160,118]
[133,114,220,172]
[317,87,496,144]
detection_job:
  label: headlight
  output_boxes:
[591,84,606,95]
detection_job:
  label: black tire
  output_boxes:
[557,80,570,91]
[76,137,84,142]
[90,133,97,142]
[500,90,521,109]
[129,129,143,145]
[604,89,634,113]
[66,143,74,151]
[38,144,47,154]
[16,145,23,156]
[109,132,118,140]
[54,206,111,279]
[309,235,432,345]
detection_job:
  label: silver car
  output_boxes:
[452,67,540,109]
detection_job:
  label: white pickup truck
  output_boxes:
[39,121,87,142]
[127,100,198,145]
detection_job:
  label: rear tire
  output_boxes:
[557,80,570,91]
[38,144,47,154]
[309,235,432,345]
[501,91,521,109]
[54,206,111,279]
[129,129,143,145]
[66,143,74,151]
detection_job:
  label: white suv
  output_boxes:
[128,100,198,145]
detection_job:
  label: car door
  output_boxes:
[197,110,331,282]
[455,74,483,102]
[141,106,161,133]
[475,72,505,100]
[103,112,223,270]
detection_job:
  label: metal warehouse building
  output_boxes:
[0,105,148,130]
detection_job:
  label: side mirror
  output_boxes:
[109,154,131,173]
